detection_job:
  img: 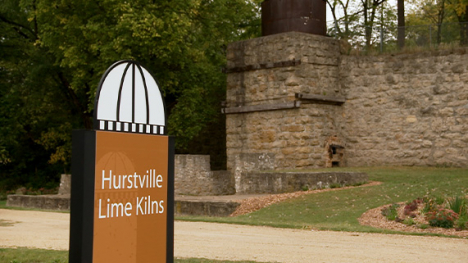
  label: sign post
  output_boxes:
[70,60,174,263]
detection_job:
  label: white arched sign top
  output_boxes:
[94,60,165,135]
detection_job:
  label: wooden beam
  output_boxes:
[222,101,301,114]
[295,93,345,105]
[224,59,301,73]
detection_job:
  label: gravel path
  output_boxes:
[1,209,468,262]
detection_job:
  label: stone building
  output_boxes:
[176,0,468,196]
[223,32,468,171]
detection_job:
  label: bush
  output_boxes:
[382,204,400,221]
[403,218,415,226]
[426,208,459,229]
[404,200,419,215]
[422,197,436,214]
[418,224,429,229]
[448,196,467,216]
[455,214,468,231]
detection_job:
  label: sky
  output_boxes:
[326,0,399,23]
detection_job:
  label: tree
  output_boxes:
[447,0,468,44]
[361,0,389,49]
[0,0,261,189]
[406,0,467,46]
[326,0,357,39]
[327,0,394,51]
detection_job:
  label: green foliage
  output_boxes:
[422,197,437,214]
[327,0,397,51]
[403,217,415,226]
[381,203,400,221]
[455,213,468,230]
[0,0,261,187]
[447,196,467,216]
[426,208,459,229]
[405,0,468,46]
[418,224,429,229]
[178,167,468,236]
[434,196,446,205]
[0,247,68,263]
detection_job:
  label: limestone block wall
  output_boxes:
[226,32,341,106]
[175,155,235,195]
[236,172,368,194]
[225,32,344,171]
[227,105,343,170]
[339,50,468,167]
[226,32,468,169]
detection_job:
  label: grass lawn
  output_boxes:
[176,167,468,234]
[0,248,264,263]
[1,167,467,261]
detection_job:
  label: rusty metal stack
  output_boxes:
[262,0,327,36]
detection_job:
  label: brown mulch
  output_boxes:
[230,181,382,217]
[359,203,468,238]
[230,182,468,237]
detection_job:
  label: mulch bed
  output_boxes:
[230,181,381,217]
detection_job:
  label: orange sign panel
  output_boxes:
[93,131,168,263]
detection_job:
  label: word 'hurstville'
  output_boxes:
[101,170,163,190]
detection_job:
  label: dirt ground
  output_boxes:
[1,209,468,262]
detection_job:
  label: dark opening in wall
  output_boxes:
[325,136,344,168]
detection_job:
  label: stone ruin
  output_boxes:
[224,0,468,170]
[7,174,71,211]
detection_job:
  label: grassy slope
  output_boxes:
[177,167,468,234]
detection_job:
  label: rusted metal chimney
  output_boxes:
[262,0,327,36]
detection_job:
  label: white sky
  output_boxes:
[326,0,399,23]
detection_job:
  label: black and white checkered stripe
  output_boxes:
[98,120,164,135]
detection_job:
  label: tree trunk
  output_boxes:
[464,5,468,46]
[436,0,446,45]
[397,0,405,49]
[363,0,374,50]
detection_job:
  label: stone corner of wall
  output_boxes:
[175,154,235,196]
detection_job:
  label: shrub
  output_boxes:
[418,224,429,229]
[434,196,445,205]
[426,208,459,229]
[382,204,400,221]
[448,196,467,217]
[403,218,415,226]
[455,214,468,231]
[422,197,438,214]
[404,200,419,215]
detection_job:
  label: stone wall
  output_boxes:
[236,171,368,194]
[225,32,468,169]
[340,50,468,167]
[226,105,343,170]
[225,32,344,171]
[175,155,235,195]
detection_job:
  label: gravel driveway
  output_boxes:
[1,209,468,262]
